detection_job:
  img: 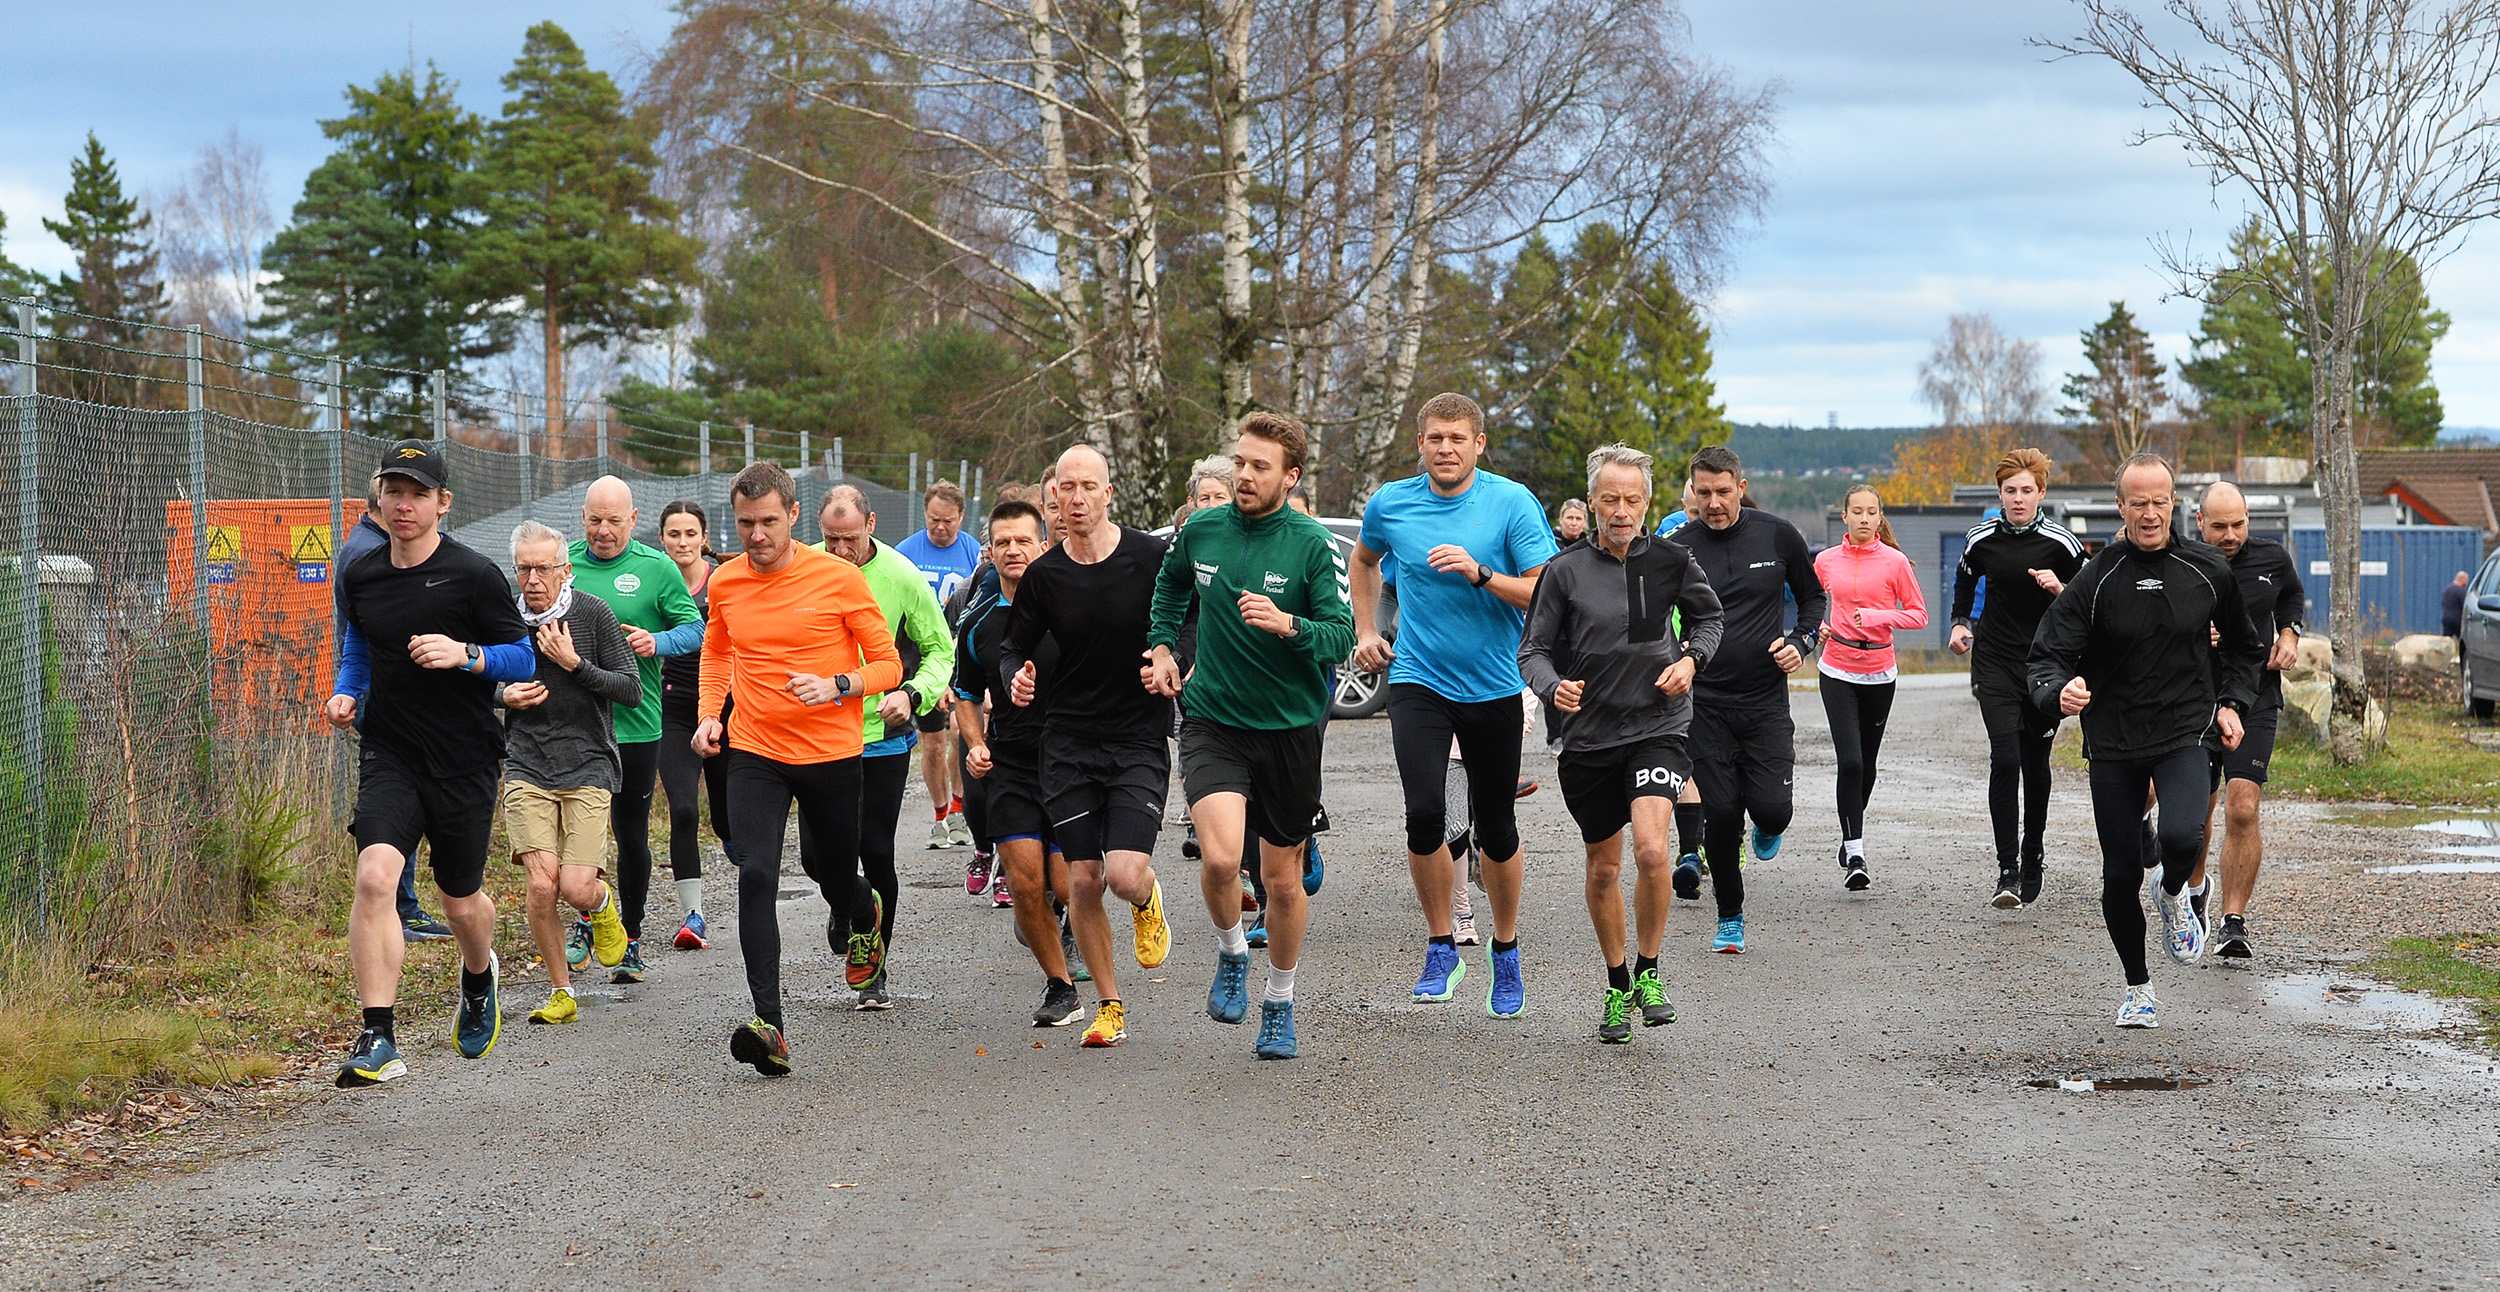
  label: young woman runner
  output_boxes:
[1813,485,1927,891]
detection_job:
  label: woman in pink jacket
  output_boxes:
[1814,485,1928,891]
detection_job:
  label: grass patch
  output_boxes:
[2269,699,2500,808]
[2361,935,2500,1047]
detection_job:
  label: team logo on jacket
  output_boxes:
[1263,571,1291,593]
[2135,578,2164,591]
[614,572,641,594]
[1196,561,1219,587]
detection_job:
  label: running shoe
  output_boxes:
[1209,948,1252,1024]
[968,852,990,896]
[1634,968,1676,1026]
[846,892,888,988]
[334,1030,406,1088]
[1132,880,1171,969]
[2018,853,2045,906]
[611,941,645,985]
[946,813,973,848]
[1515,776,1539,799]
[729,1017,791,1075]
[2139,811,2159,871]
[1240,870,1260,913]
[1452,884,1478,946]
[454,952,502,1059]
[1182,823,1201,860]
[1413,942,1466,1002]
[1254,998,1298,1059]
[673,909,710,951]
[927,818,952,850]
[1485,945,1526,1018]
[855,970,892,1011]
[2115,984,2159,1029]
[1034,978,1082,1027]
[588,888,629,968]
[1841,850,1871,893]
[1302,836,1324,896]
[565,916,592,968]
[1599,988,1634,1044]
[1991,868,2022,910]
[2153,877,2205,966]
[528,987,578,1025]
[1082,999,1127,1047]
[1061,910,1091,982]
[1673,855,1702,902]
[2215,913,2254,959]
[1751,827,1782,861]
[1712,915,1746,955]
[1244,913,1267,949]
[402,912,453,942]
[991,865,1014,909]
[2188,883,2209,928]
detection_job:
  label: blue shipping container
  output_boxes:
[2288,527,2484,637]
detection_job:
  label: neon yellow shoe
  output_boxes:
[1132,880,1171,969]
[1082,999,1127,1048]
[588,886,628,968]
[528,987,579,1025]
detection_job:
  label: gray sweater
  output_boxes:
[500,590,642,791]
[1518,534,1724,754]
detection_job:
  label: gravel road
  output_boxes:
[5,679,2496,1290]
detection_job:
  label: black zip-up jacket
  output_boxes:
[2220,536,2305,710]
[2027,534,2267,761]
[1518,534,1724,754]
[1952,515,2086,680]
[1667,507,1825,709]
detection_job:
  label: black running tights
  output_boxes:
[2087,746,2207,987]
[610,740,662,939]
[659,712,731,882]
[725,751,872,1027]
[1818,674,1895,841]
[798,750,907,948]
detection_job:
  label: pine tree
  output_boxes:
[0,207,33,302]
[2060,301,2170,476]
[42,135,167,402]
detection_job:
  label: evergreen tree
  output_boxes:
[0,207,33,302]
[2060,301,2170,476]
[42,135,167,402]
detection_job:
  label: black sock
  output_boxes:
[1674,803,1704,858]
[361,1005,395,1042]
[758,1011,783,1031]
[1049,976,1073,991]
[1634,954,1658,978]
[1492,937,1518,955]
[459,964,491,998]
[1607,962,1631,991]
[1430,934,1455,948]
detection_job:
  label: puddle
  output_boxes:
[2263,975,2459,1032]
[2366,859,2500,874]
[2409,818,2500,840]
[2026,1076,2209,1092]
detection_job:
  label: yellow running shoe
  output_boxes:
[1132,880,1171,969]
[528,987,579,1025]
[588,886,629,968]
[1082,999,1127,1047]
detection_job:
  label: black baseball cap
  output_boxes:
[378,439,449,491]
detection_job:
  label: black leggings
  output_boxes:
[610,740,662,939]
[724,750,872,1028]
[659,709,731,881]
[1976,673,2058,869]
[2087,746,2207,986]
[1819,674,1895,841]
[1691,699,1795,920]
[798,750,907,948]
[1386,683,1522,862]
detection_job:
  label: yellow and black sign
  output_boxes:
[205,525,241,562]
[291,524,333,584]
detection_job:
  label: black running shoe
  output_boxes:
[2139,812,2159,871]
[1033,977,1082,1027]
[1840,847,1870,892]
[2215,914,2254,959]
[1673,854,1702,902]
[855,970,892,1011]
[2018,853,2044,905]
[1991,868,2022,909]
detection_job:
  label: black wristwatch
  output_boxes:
[464,642,483,673]
[835,673,855,697]
[898,682,922,710]
[1470,565,1495,588]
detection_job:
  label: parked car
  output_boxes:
[1157,514,1392,719]
[2459,548,2500,719]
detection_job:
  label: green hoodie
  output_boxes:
[1148,504,1355,730]
[829,537,956,747]
[567,538,702,744]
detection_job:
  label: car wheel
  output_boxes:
[1329,666,1390,720]
[2471,653,2495,721]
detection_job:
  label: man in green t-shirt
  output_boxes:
[567,477,704,982]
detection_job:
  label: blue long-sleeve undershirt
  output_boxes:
[333,620,537,698]
[651,618,704,658]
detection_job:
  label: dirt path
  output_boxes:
[5,680,2495,1290]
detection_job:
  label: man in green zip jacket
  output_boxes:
[1147,412,1355,1060]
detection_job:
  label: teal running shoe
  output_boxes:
[1254,998,1299,1059]
[564,917,592,968]
[1751,827,1782,861]
[1302,836,1324,896]
[611,940,645,985]
[1413,942,1466,1002]
[334,1030,406,1087]
[1209,948,1252,1024]
[1713,915,1747,955]
[454,952,502,1059]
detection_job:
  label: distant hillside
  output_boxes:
[1725,424,1919,475]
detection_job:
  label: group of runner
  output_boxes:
[324,394,2298,1084]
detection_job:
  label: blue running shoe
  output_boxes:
[1302,836,1324,896]
[1713,915,1747,955]
[673,908,709,950]
[1254,998,1299,1059]
[1209,948,1252,1023]
[1751,827,1782,861]
[1412,941,1466,1002]
[454,952,502,1059]
[1485,944,1526,1018]
[334,1030,405,1088]
[1245,913,1268,949]
[1673,854,1702,902]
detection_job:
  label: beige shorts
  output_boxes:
[502,781,611,872]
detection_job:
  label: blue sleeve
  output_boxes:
[1509,487,1560,572]
[651,618,706,658]
[1358,489,1393,556]
[334,617,369,699]
[480,638,538,683]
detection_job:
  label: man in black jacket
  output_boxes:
[2029,454,2267,1030]
[1520,444,1722,1042]
[2187,481,2305,959]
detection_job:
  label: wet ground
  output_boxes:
[3,678,2496,1290]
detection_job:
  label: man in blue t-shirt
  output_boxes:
[1351,392,1558,1019]
[897,479,986,849]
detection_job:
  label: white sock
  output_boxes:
[1842,837,1864,861]
[675,878,702,917]
[594,886,613,914]
[1264,965,1296,1002]
[2187,879,2208,898]
[1217,922,1249,955]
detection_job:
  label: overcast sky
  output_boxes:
[6,0,2499,430]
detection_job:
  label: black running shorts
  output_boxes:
[2210,704,2279,787]
[1972,664,2061,742]
[1042,730,1168,861]
[1179,718,1324,848]
[914,705,950,735]
[1558,735,1691,845]
[984,739,1051,842]
[352,744,498,900]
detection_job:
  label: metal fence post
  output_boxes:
[327,358,344,562]
[430,370,447,445]
[833,436,843,479]
[16,302,46,930]
[699,420,714,548]
[957,458,968,494]
[743,420,755,468]
[909,453,922,530]
[515,389,531,512]
[973,465,985,518]
[186,327,207,636]
[597,404,610,468]
[800,428,810,474]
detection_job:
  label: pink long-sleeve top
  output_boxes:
[1814,535,1928,680]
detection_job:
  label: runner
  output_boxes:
[324,440,535,1086]
[655,500,729,950]
[569,477,704,985]
[495,521,643,1026]
[1664,444,1823,955]
[1654,484,1708,887]
[2029,453,2266,1028]
[693,463,903,1075]
[1349,392,1556,1016]
[953,498,1085,1025]
[333,476,453,944]
[814,485,956,1010]
[1000,444,1175,1048]
[1813,484,1927,891]
[1949,449,2087,907]
[1518,445,1723,1043]
[1147,412,1353,1060]
[899,479,982,851]
[1552,498,1589,547]
[2187,480,2306,959]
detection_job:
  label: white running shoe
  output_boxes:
[1452,886,1479,946]
[2153,877,2206,965]
[2115,984,2159,1028]
[926,818,953,850]
[946,813,973,848]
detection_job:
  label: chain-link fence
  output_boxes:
[0,299,998,952]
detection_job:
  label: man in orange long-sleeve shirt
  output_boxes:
[694,463,904,1075]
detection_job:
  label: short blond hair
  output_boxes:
[1995,447,2054,487]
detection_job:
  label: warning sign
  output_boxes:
[291,524,333,584]
[205,524,240,584]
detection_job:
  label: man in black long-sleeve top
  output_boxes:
[2186,481,2305,960]
[2028,454,2267,1031]
[1663,444,1824,955]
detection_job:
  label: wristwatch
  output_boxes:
[1470,565,1495,588]
[464,642,482,672]
[899,682,923,710]
[835,673,855,697]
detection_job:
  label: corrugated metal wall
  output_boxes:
[2288,527,2486,636]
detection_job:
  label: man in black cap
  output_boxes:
[325,440,537,1087]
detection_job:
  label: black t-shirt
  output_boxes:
[1669,508,1826,708]
[1000,526,1170,741]
[952,580,1059,752]
[341,535,530,777]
